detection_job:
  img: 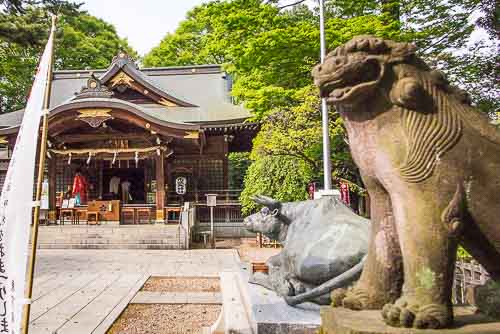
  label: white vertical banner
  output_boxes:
[0,22,55,334]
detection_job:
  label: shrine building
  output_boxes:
[0,52,258,228]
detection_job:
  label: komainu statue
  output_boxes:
[312,35,500,329]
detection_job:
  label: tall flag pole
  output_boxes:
[0,14,57,334]
[319,0,332,190]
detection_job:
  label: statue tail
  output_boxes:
[284,256,366,306]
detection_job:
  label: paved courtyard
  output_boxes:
[29,249,241,334]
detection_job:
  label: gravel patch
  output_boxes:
[142,277,220,293]
[107,304,221,334]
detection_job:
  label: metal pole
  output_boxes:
[210,207,215,249]
[319,0,332,190]
[22,15,57,334]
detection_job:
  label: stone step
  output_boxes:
[37,226,186,249]
[38,243,184,249]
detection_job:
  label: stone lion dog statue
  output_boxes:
[312,35,500,329]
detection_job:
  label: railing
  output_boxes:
[453,261,490,304]
[196,204,243,223]
[166,189,242,206]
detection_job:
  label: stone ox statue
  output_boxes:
[244,195,370,305]
[312,35,500,329]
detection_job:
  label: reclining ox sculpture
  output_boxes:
[244,195,370,305]
[312,36,500,329]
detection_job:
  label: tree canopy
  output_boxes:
[0,4,137,113]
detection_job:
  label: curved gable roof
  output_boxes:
[99,52,197,107]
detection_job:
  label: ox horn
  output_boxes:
[251,195,281,210]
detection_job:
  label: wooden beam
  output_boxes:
[55,133,153,144]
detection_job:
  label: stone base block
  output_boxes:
[320,306,500,334]
[240,265,321,334]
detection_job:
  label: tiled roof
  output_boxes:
[0,53,251,131]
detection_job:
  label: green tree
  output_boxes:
[0,8,137,113]
[0,0,81,45]
[239,155,313,215]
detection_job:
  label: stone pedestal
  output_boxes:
[240,265,321,333]
[320,306,500,334]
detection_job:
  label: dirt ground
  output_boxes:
[141,277,220,293]
[107,304,221,334]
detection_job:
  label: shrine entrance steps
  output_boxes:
[36,225,187,249]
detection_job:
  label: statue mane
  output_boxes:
[395,67,500,183]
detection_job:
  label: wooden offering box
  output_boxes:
[87,200,120,221]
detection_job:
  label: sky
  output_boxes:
[78,0,208,56]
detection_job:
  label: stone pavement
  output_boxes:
[29,249,240,334]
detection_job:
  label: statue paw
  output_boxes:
[342,287,371,310]
[382,298,451,329]
[330,288,347,307]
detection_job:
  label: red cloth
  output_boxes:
[72,174,88,204]
[340,182,350,206]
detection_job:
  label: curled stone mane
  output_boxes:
[398,76,463,183]
[397,70,500,183]
[327,35,416,64]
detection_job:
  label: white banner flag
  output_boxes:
[0,21,55,334]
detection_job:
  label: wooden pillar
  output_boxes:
[155,152,165,221]
[48,157,57,222]
[223,135,229,191]
[97,159,103,200]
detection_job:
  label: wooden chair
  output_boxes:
[59,199,73,225]
[136,207,152,224]
[121,207,135,225]
[74,208,87,225]
[87,201,100,225]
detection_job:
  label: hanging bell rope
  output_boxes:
[86,152,92,165]
[112,152,117,165]
[135,151,139,167]
[68,152,72,165]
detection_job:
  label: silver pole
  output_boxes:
[210,206,215,249]
[319,0,332,190]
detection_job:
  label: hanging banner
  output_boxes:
[340,182,351,206]
[0,21,55,334]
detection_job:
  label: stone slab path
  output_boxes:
[29,249,240,334]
